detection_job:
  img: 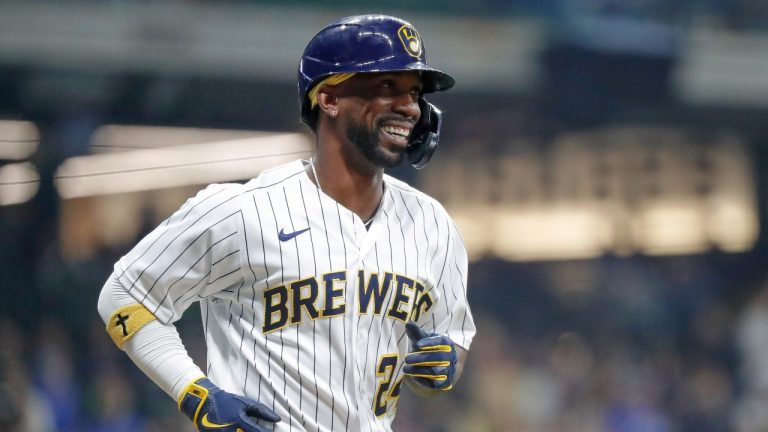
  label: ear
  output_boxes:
[316,89,339,119]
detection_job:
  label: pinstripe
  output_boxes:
[455,260,470,341]
[204,299,211,372]
[437,261,453,329]
[453,223,472,342]
[227,279,245,329]
[299,181,321,428]
[383,191,410,399]
[234,204,258,396]
[396,190,421,279]
[414,198,432,301]
[282,186,302,431]
[393,190,426,363]
[387,194,408,311]
[266,191,285,416]
[252,196,268,403]
[314,185,335,431]
[440,254,462,333]
[225,278,247,377]
[348,210,362,426]
[334,202,352,431]
[358,242,379,398]
[420,202,448,300]
[361,239,382,430]
[434,218,454,330]
[372,207,397,392]
[389,190,420,382]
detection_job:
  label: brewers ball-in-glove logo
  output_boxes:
[398,25,423,58]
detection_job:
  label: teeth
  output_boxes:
[382,125,410,138]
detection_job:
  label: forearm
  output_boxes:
[97,273,204,400]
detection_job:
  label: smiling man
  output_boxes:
[322,72,422,169]
[97,14,475,432]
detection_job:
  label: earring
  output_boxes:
[329,110,337,117]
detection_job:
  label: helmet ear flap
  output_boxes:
[407,98,442,169]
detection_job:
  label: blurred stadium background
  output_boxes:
[2,0,768,431]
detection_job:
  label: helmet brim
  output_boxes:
[411,67,455,93]
[346,66,454,94]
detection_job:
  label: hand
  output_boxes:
[178,377,281,432]
[403,321,457,391]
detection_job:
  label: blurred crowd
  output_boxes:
[2,237,768,431]
[397,255,754,432]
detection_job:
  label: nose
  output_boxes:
[392,93,420,122]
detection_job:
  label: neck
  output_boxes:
[309,152,384,223]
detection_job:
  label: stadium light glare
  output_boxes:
[0,162,39,205]
[452,205,612,261]
[55,131,312,198]
[632,201,709,255]
[90,125,274,152]
[0,120,39,160]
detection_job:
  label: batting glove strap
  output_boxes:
[178,377,281,432]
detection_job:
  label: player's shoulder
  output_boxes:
[181,181,249,215]
[383,174,451,220]
[242,159,306,193]
[179,160,305,215]
[183,160,301,204]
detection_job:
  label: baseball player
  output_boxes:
[97,14,475,431]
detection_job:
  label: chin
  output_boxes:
[346,122,405,169]
[370,147,405,169]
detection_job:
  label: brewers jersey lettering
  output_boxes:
[113,160,475,431]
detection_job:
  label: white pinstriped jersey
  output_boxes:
[113,159,475,431]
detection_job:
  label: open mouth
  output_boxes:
[381,125,412,145]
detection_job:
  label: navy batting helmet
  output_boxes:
[298,14,454,168]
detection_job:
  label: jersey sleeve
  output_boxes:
[113,184,246,324]
[428,220,476,351]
